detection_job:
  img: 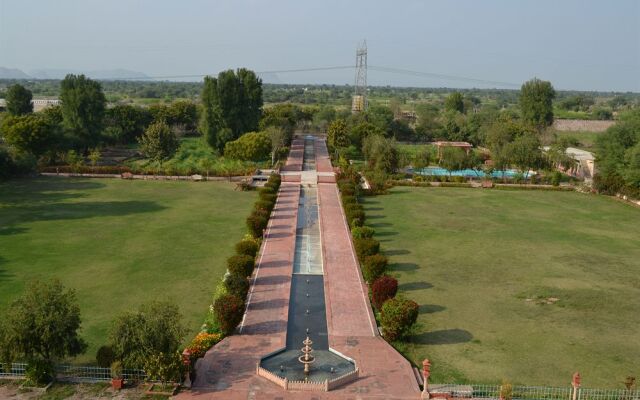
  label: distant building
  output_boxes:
[544,146,596,180]
[0,98,60,112]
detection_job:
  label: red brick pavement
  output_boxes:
[315,138,333,173]
[179,183,299,397]
[281,138,304,172]
[178,139,421,399]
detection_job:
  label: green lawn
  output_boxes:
[0,177,254,363]
[364,187,640,387]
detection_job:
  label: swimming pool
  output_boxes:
[411,167,530,178]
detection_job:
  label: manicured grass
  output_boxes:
[0,177,255,363]
[364,187,640,387]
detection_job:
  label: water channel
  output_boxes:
[260,137,355,382]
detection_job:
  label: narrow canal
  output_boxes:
[260,137,355,382]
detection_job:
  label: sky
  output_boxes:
[1,0,639,92]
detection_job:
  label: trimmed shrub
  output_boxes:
[380,297,419,342]
[346,208,365,227]
[371,276,398,310]
[224,274,250,299]
[96,345,116,368]
[227,254,255,277]
[254,199,275,213]
[344,202,363,215]
[352,226,375,239]
[213,294,245,336]
[259,186,275,195]
[246,213,268,237]
[362,254,388,283]
[349,215,364,229]
[235,239,260,258]
[259,192,277,203]
[339,185,356,197]
[353,237,380,261]
[224,131,271,161]
[341,195,357,207]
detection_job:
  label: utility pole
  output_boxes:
[352,40,368,114]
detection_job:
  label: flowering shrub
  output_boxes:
[371,275,398,310]
[187,332,223,360]
[214,294,245,335]
[380,297,419,342]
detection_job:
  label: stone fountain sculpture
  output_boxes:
[298,336,316,381]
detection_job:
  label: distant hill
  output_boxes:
[0,67,150,81]
[0,67,32,79]
[29,68,150,80]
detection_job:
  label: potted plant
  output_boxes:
[110,361,124,390]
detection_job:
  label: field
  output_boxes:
[363,187,640,387]
[0,177,254,363]
[553,130,604,151]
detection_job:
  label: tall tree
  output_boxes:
[519,78,556,129]
[0,279,87,365]
[444,92,465,113]
[6,84,33,116]
[200,69,263,151]
[504,133,545,178]
[363,134,399,174]
[439,146,467,176]
[60,74,106,148]
[200,76,224,150]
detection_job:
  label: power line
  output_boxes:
[108,66,354,81]
[369,65,521,88]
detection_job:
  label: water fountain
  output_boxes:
[298,336,316,381]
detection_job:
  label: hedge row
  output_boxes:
[336,168,419,343]
[40,165,133,174]
[245,175,281,237]
[189,174,281,359]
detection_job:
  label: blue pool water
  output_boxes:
[412,167,526,178]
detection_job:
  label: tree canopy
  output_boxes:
[519,78,555,129]
[0,279,87,364]
[138,120,179,163]
[60,74,106,148]
[0,113,60,157]
[6,84,33,116]
[200,69,263,151]
[444,92,465,113]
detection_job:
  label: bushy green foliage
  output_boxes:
[362,254,388,283]
[327,118,350,151]
[104,104,152,144]
[0,113,60,157]
[60,74,106,148]
[138,120,179,163]
[109,301,186,368]
[224,131,271,161]
[143,351,183,388]
[351,226,375,239]
[519,78,556,129]
[25,359,54,385]
[227,255,254,277]
[363,134,400,173]
[200,69,263,151]
[353,237,380,261]
[213,294,245,336]
[235,238,260,258]
[246,212,269,238]
[224,274,250,300]
[96,345,116,368]
[0,279,87,365]
[6,84,33,115]
[341,195,357,207]
[347,208,365,228]
[254,199,275,213]
[380,297,419,342]
[371,275,398,311]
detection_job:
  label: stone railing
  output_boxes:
[327,368,359,390]
[256,362,359,392]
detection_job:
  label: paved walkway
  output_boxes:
[179,137,420,399]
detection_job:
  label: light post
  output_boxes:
[422,359,431,399]
[572,372,581,400]
[182,348,192,389]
